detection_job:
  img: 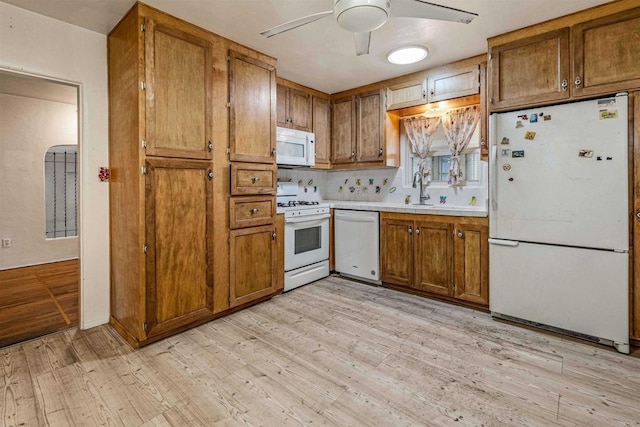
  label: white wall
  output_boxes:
[0,93,78,269]
[0,2,110,329]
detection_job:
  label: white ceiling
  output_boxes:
[1,0,613,94]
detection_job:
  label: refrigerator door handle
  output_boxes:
[489,114,498,213]
[488,238,519,247]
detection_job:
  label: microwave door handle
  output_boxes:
[284,214,331,224]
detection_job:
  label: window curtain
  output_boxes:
[403,116,441,184]
[442,105,480,186]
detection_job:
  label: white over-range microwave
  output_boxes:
[276,127,315,167]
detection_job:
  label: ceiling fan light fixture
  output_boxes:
[386,45,428,65]
[335,0,390,33]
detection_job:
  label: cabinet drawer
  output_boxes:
[229,196,275,229]
[230,162,276,195]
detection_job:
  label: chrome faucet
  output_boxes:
[412,171,431,205]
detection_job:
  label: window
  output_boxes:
[45,145,78,238]
[404,118,481,185]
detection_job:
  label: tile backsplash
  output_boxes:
[277,163,488,208]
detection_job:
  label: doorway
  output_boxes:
[0,70,80,347]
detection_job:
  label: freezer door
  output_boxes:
[490,95,628,251]
[489,240,629,352]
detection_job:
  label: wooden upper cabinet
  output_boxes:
[414,221,453,296]
[312,96,331,166]
[427,65,480,103]
[380,218,414,287]
[229,50,276,163]
[144,158,214,338]
[331,96,356,164]
[386,79,427,111]
[453,223,488,306]
[144,18,213,159]
[229,225,277,307]
[276,84,313,132]
[572,9,640,98]
[489,28,570,111]
[357,90,384,162]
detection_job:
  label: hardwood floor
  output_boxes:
[0,260,79,348]
[2,275,640,426]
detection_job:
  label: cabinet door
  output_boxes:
[145,19,213,159]
[331,96,356,164]
[386,79,427,111]
[229,50,276,163]
[380,218,414,287]
[312,96,331,165]
[289,88,313,132]
[489,28,570,111]
[414,221,453,296]
[427,65,479,103]
[144,159,213,338]
[357,90,384,163]
[572,9,640,98]
[276,84,289,128]
[453,223,488,306]
[230,225,277,307]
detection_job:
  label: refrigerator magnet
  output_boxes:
[501,148,510,157]
[516,121,524,128]
[543,115,552,121]
[530,114,538,123]
[502,164,512,171]
[500,137,510,145]
[512,150,525,158]
[517,114,528,120]
[524,131,536,140]
[599,109,618,120]
[578,150,594,158]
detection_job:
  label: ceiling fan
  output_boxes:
[260,0,478,56]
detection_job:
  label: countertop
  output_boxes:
[278,200,488,217]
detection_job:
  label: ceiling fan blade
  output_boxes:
[390,0,477,24]
[260,11,333,38]
[354,32,371,56]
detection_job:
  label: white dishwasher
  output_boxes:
[334,210,380,284]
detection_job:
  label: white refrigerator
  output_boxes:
[489,94,629,354]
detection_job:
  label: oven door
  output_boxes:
[284,213,330,271]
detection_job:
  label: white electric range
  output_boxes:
[277,183,330,291]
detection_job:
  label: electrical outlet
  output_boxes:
[2,238,11,248]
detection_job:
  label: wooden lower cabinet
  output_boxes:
[453,223,489,305]
[380,218,414,287]
[144,159,214,337]
[414,221,453,296]
[229,225,277,308]
[380,212,489,307]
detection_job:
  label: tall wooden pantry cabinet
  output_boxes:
[108,3,278,347]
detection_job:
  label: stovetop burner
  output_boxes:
[277,200,321,208]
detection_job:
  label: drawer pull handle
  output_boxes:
[561,79,568,90]
[250,208,259,214]
[251,177,260,183]
[574,76,582,88]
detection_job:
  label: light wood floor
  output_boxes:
[2,275,640,426]
[0,260,78,348]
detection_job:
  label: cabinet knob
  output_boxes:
[350,151,355,158]
[250,208,259,214]
[378,148,383,157]
[408,226,413,235]
[271,149,276,156]
[416,228,420,235]
[635,209,640,221]
[457,231,464,238]
[574,76,582,88]
[430,90,434,97]
[272,231,277,240]
[251,176,260,183]
[207,141,213,152]
[207,170,213,180]
[561,79,568,90]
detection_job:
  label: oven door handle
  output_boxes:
[284,213,331,224]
